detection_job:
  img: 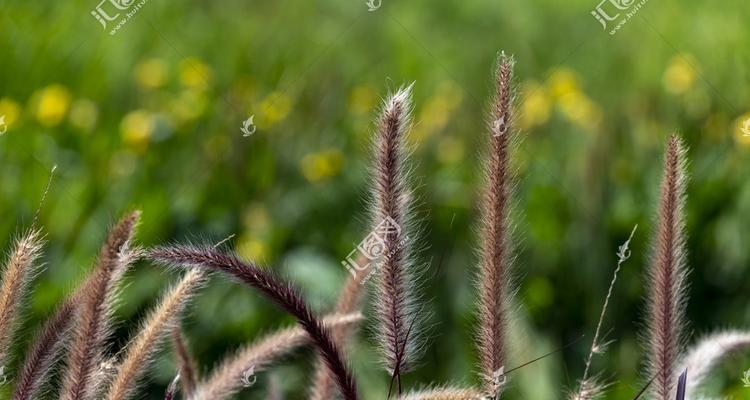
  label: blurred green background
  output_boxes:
[1,0,750,398]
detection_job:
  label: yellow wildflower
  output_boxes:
[733,113,750,147]
[0,98,22,129]
[663,55,697,95]
[170,90,207,122]
[558,91,603,130]
[411,97,450,142]
[547,68,580,99]
[120,110,155,151]
[519,81,551,130]
[257,91,292,129]
[35,85,71,127]
[237,234,268,261]
[300,149,343,182]
[134,58,168,89]
[242,203,271,236]
[410,81,463,142]
[179,57,213,90]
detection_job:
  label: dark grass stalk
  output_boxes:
[12,299,75,400]
[172,326,199,396]
[476,51,515,397]
[60,211,141,400]
[644,135,688,400]
[309,254,368,400]
[31,164,57,229]
[675,369,687,400]
[371,85,419,392]
[386,315,418,398]
[148,245,359,400]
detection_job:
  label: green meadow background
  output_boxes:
[1,0,750,398]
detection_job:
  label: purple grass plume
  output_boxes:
[475,51,516,398]
[644,135,689,400]
[370,84,425,395]
[59,211,141,400]
[147,244,359,400]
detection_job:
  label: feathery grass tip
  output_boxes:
[644,135,689,400]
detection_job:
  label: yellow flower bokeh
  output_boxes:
[257,91,292,129]
[663,55,697,95]
[179,57,213,91]
[547,68,581,99]
[170,90,207,122]
[120,110,155,151]
[300,149,343,182]
[236,234,268,262]
[134,58,168,89]
[733,113,750,147]
[242,203,271,236]
[0,98,22,129]
[35,84,71,127]
[558,91,603,130]
[544,68,603,131]
[519,81,551,130]
[410,81,463,143]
